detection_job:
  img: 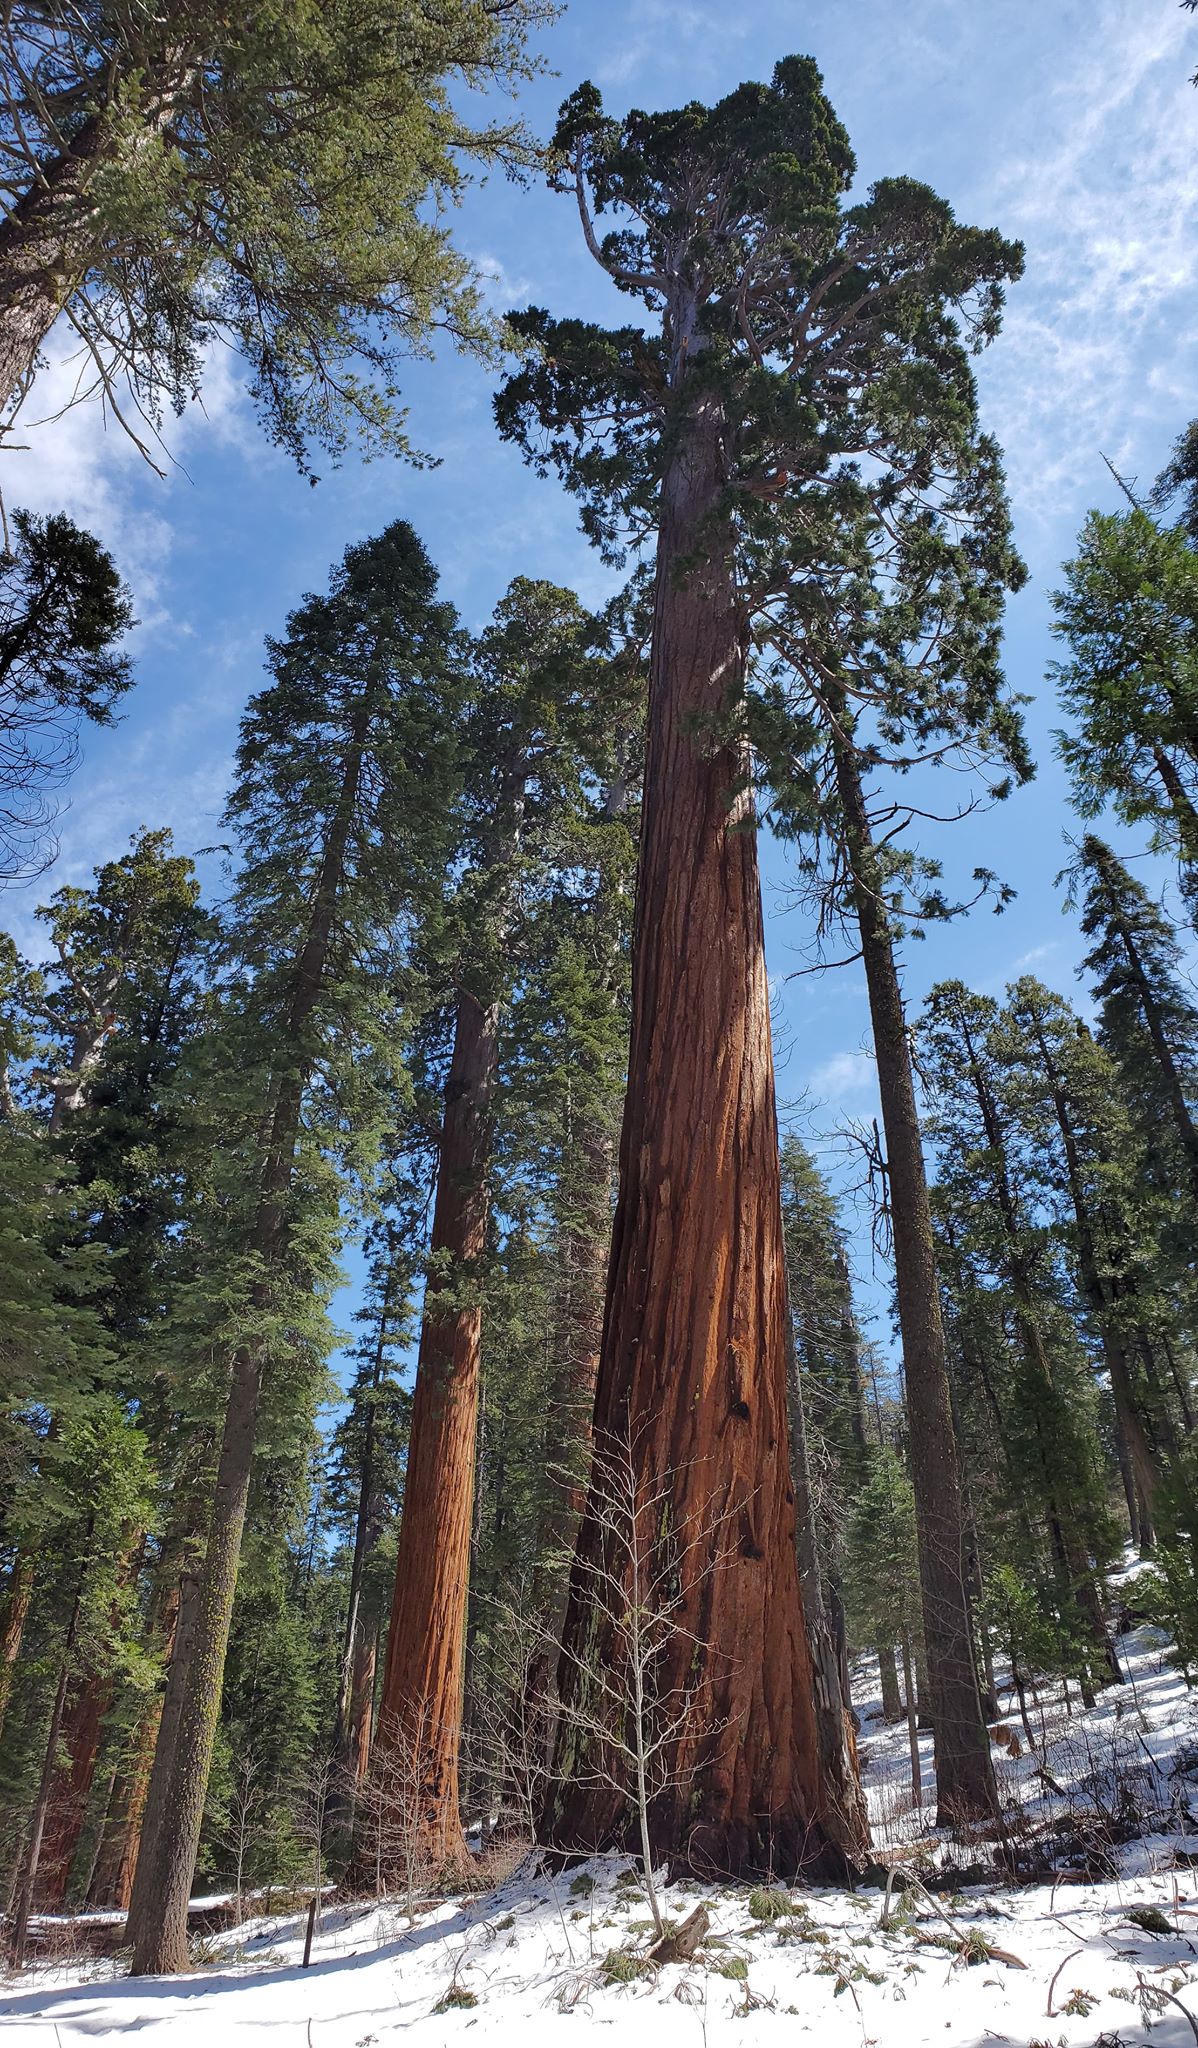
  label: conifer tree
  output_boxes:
[749,403,1027,1819]
[779,1137,869,1846]
[0,0,550,462]
[0,510,133,881]
[843,1449,924,1805]
[1077,836,1198,1217]
[127,522,463,1974]
[325,1211,416,1824]
[1002,975,1190,1551]
[920,980,1123,1702]
[0,831,212,1915]
[1052,512,1198,921]
[497,51,1021,1874]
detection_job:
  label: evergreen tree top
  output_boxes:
[497,57,1024,566]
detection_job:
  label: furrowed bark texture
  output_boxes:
[376,990,499,1867]
[33,1672,109,1907]
[123,1569,198,1945]
[543,380,862,1881]
[831,723,997,1826]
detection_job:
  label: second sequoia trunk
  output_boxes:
[542,365,863,1879]
[375,991,499,1866]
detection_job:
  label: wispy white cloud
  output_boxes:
[972,3,1198,531]
[808,1047,878,1102]
[593,0,751,88]
[3,332,255,628]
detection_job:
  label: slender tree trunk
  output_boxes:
[1026,1001,1168,1540]
[542,341,862,1880]
[954,1003,1123,1696]
[1161,1333,1196,1435]
[785,1285,868,1855]
[1111,1408,1143,1551]
[899,1633,922,1810]
[878,1644,902,1722]
[375,989,499,1867]
[829,715,995,1826]
[8,1536,89,1965]
[1114,912,1198,1209]
[1010,1659,1035,1750]
[523,1119,615,1776]
[129,692,374,1976]
[347,1630,377,1787]
[0,1553,33,1744]
[329,1278,399,1836]
[1151,744,1198,909]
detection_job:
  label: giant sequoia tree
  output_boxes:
[0,0,548,460]
[497,54,1020,1875]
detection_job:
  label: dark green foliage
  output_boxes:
[0,0,553,463]
[0,510,133,879]
[498,58,1023,583]
[843,1450,921,1656]
[1052,512,1198,916]
[920,979,1123,1678]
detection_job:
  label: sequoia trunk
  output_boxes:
[542,350,862,1879]
[375,989,499,1867]
[33,1672,109,1908]
[830,717,997,1825]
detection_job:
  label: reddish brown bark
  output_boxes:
[542,367,862,1880]
[34,1674,109,1908]
[375,990,499,1866]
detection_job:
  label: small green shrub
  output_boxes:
[715,1956,748,1981]
[569,1872,596,1898]
[747,1888,795,1922]
[601,1947,642,1984]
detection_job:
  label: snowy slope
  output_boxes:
[6,1611,1198,2045]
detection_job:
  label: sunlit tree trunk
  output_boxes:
[375,990,499,1867]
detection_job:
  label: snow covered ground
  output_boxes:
[7,1597,1198,2044]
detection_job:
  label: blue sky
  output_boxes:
[4,0,1198,1367]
